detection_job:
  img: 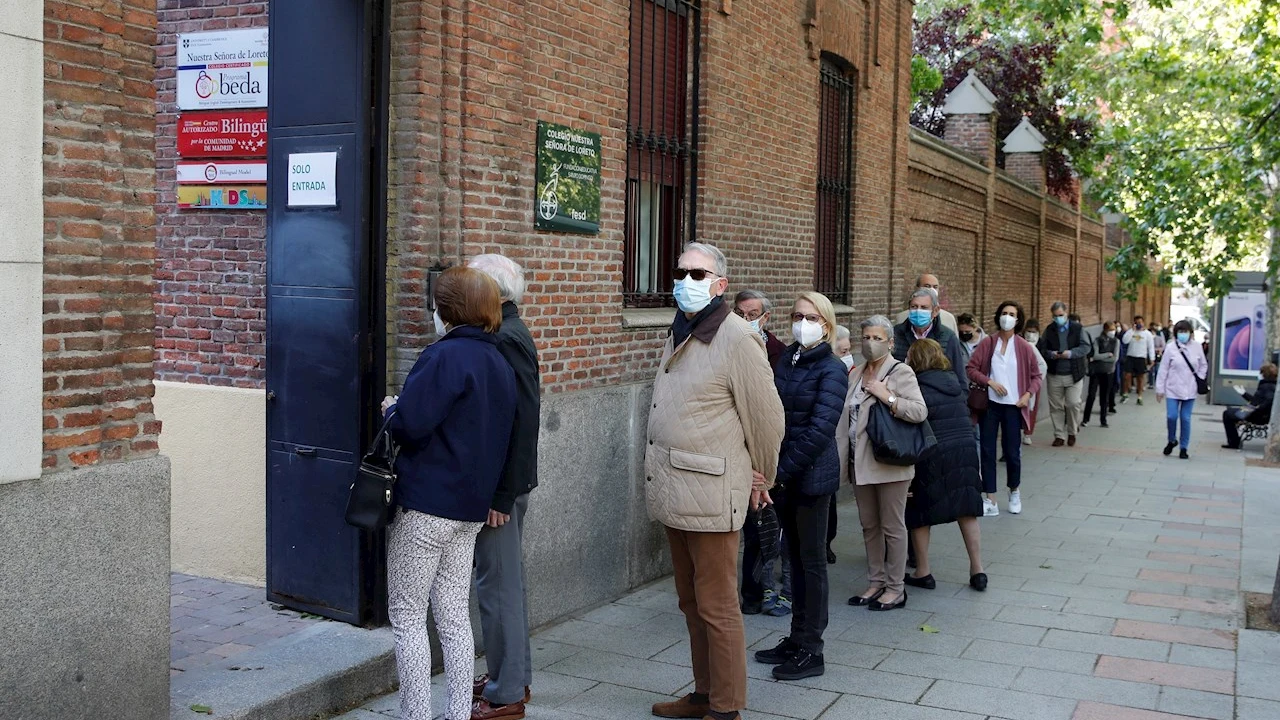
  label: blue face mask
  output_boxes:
[673,277,714,313]
[1177,332,1191,344]
[908,309,933,328]
[1054,315,1068,327]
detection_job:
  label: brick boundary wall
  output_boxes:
[43,0,161,470]
[153,0,268,389]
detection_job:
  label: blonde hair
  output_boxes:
[794,291,839,343]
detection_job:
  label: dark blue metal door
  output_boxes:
[265,0,389,624]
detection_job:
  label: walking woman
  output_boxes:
[903,339,987,592]
[837,316,928,612]
[1082,321,1119,428]
[1156,319,1208,460]
[380,267,517,720]
[966,302,1043,517]
[754,292,848,681]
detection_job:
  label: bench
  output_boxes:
[1239,421,1270,445]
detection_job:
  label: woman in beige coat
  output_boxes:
[836,315,928,611]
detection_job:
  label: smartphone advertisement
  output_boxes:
[1219,291,1268,376]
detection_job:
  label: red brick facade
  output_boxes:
[43,0,161,470]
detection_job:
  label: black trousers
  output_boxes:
[1223,408,1247,448]
[827,498,837,548]
[778,488,830,655]
[1083,371,1113,424]
[740,508,765,606]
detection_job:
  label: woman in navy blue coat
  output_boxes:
[752,292,848,683]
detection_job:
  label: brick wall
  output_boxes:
[153,0,267,388]
[44,0,160,470]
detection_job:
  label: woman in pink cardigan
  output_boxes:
[966,301,1044,517]
[1155,319,1209,460]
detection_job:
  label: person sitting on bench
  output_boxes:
[1223,363,1277,449]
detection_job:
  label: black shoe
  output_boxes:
[1179,449,1189,460]
[772,650,825,681]
[904,573,936,590]
[1163,442,1176,456]
[848,589,885,607]
[869,591,907,611]
[1223,444,1241,449]
[741,600,763,615]
[826,548,837,565]
[1101,421,1109,428]
[754,637,800,665]
[970,573,988,591]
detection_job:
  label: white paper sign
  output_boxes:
[177,29,269,110]
[287,152,338,208]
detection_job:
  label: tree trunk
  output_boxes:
[1270,557,1280,625]
[1266,172,1280,463]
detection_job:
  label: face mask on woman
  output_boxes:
[673,277,714,313]
[999,314,1018,332]
[433,309,448,337]
[959,331,974,342]
[1177,332,1191,344]
[1025,331,1040,344]
[861,338,890,362]
[793,319,824,347]
[1106,330,1117,338]
[841,354,855,371]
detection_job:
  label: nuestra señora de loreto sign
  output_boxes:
[534,121,601,234]
[177,29,269,111]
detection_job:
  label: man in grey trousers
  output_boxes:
[468,254,541,720]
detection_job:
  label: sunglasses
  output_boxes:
[673,268,720,281]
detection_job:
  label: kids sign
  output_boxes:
[177,110,267,158]
[177,29,269,110]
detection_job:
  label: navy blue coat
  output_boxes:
[892,319,968,389]
[386,325,517,523]
[774,341,849,496]
[906,369,983,528]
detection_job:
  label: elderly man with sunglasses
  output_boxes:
[646,242,784,720]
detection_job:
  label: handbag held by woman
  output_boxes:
[866,363,938,466]
[345,410,400,531]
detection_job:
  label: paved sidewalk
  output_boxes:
[334,398,1280,720]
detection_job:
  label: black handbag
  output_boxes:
[866,363,938,466]
[344,410,400,531]
[1176,346,1209,395]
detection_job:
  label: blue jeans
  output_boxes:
[980,402,1022,493]
[1167,398,1195,450]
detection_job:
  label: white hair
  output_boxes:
[467,253,526,303]
[683,242,728,277]
[835,325,851,341]
[860,314,894,334]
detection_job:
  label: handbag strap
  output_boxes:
[1175,344,1203,380]
[365,409,400,468]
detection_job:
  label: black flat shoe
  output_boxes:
[1223,444,1240,449]
[826,548,837,565]
[1163,442,1176,456]
[904,574,936,590]
[869,592,907,611]
[848,589,885,607]
[970,573,988,591]
[1179,449,1189,460]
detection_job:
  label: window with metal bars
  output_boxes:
[624,0,701,308]
[815,57,855,304]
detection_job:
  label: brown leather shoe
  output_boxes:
[1052,438,1065,447]
[471,698,525,720]
[700,714,740,720]
[472,675,530,703]
[1068,434,1077,446]
[652,693,711,718]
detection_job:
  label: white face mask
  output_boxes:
[433,309,448,337]
[1106,330,1117,338]
[673,277,715,313]
[841,354,855,371]
[1025,331,1040,344]
[746,318,763,335]
[792,319,825,347]
[999,314,1018,332]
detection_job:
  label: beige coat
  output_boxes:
[645,304,785,533]
[837,358,929,486]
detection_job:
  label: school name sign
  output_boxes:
[534,121,601,234]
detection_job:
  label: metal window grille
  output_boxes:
[624,0,701,308]
[815,58,854,304]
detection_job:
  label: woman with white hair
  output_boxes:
[832,325,853,373]
[836,315,928,612]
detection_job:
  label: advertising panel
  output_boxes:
[177,29,269,110]
[1218,290,1268,376]
[177,185,268,210]
[176,160,267,185]
[177,110,268,157]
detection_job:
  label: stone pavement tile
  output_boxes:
[984,562,1087,584]
[1126,591,1238,616]
[818,696,984,720]
[1167,509,1242,522]
[552,683,674,720]
[959,586,1068,611]
[793,663,934,704]
[1079,573,1186,596]
[1093,656,1234,694]
[330,709,388,720]
[612,583,679,612]
[1237,660,1280,701]
[960,638,1098,676]
[1061,598,1180,624]
[832,604,936,631]
[917,680,1077,720]
[1161,522,1241,536]
[833,622,973,658]
[1109,619,1233,650]
[993,606,1116,635]
[530,639,584,670]
[1172,610,1239,632]
[743,676,841,719]
[522,670,601,709]
[640,610,698,638]
[1154,535,1239,551]
[207,642,254,658]
[915,611,1048,647]
[1155,686,1234,720]
[1237,697,1280,720]
[1030,581,1131,602]
[818,637,894,670]
[1070,701,1202,720]
[1237,628,1280,665]
[1172,497,1243,509]
[1146,551,1238,569]
[1165,643,1236,670]
[545,648,690,695]
[1176,485,1243,497]
[887,591,1001,620]
[1136,569,1236,589]
[1011,667,1160,709]
[873,648,1021,688]
[573,603,665,628]
[535,619,682,659]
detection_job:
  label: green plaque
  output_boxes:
[535,121,601,234]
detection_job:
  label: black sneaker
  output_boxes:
[741,600,763,615]
[1179,449,1189,460]
[1163,442,1176,456]
[754,637,799,665]
[772,650,825,681]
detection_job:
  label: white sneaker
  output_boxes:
[1023,435,1033,446]
[1008,490,1023,514]
[982,498,1000,517]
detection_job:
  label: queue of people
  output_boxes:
[373,242,1250,720]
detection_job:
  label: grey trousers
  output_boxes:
[475,493,533,705]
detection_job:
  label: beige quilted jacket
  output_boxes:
[645,304,784,533]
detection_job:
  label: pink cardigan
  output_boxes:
[966,333,1044,432]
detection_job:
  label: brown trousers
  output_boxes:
[665,526,747,713]
[854,480,911,595]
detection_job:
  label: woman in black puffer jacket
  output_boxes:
[752,292,848,682]
[903,339,987,592]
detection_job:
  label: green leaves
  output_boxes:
[189,705,213,715]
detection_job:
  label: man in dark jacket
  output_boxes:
[1037,301,1091,447]
[892,288,967,389]
[733,289,787,368]
[467,254,540,720]
[1223,363,1277,449]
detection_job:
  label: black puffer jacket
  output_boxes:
[774,341,849,496]
[906,369,983,529]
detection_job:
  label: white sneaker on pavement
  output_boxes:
[1009,490,1022,514]
[983,497,1000,517]
[1023,435,1033,445]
